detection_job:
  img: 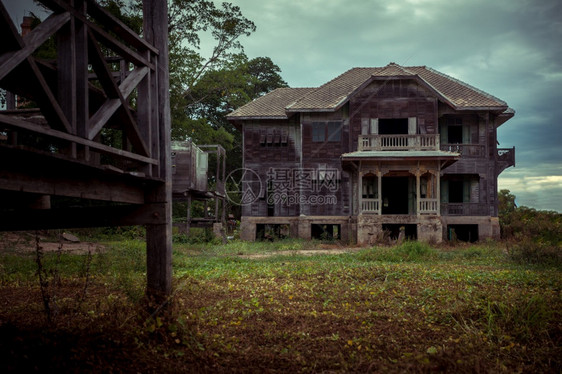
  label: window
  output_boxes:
[312,122,342,142]
[440,117,469,144]
[312,122,325,142]
[379,118,408,134]
[448,125,463,144]
[327,122,341,141]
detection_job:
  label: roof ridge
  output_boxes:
[285,67,359,109]
[422,66,508,107]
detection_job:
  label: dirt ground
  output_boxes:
[0,232,106,255]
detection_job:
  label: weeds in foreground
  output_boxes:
[1,238,561,373]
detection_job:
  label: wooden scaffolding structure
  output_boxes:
[0,0,172,297]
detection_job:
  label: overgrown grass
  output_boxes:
[1,238,560,372]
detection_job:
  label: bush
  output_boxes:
[507,240,562,267]
[500,206,561,246]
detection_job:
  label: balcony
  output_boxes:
[358,134,440,151]
[498,146,515,165]
[440,144,486,158]
[441,203,489,216]
[361,198,439,215]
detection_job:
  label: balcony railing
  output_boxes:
[358,134,440,151]
[441,203,489,216]
[497,147,515,164]
[361,198,380,214]
[361,198,439,215]
[440,144,486,158]
[418,198,438,214]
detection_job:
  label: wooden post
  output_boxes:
[377,170,382,215]
[437,164,441,216]
[143,0,172,299]
[358,170,363,215]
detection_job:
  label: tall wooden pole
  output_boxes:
[143,0,172,299]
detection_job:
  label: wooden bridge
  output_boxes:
[0,0,172,298]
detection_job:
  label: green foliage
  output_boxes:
[499,190,561,266]
[358,241,437,262]
[498,189,517,217]
[478,295,553,342]
[507,240,562,267]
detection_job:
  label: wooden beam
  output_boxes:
[0,149,148,204]
[84,0,159,54]
[0,12,71,81]
[0,204,166,231]
[0,114,158,165]
[86,31,149,157]
[87,66,148,139]
[0,5,72,133]
[38,0,155,69]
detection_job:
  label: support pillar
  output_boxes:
[377,170,382,215]
[144,0,172,299]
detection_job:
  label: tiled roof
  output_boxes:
[227,87,315,119]
[228,63,510,119]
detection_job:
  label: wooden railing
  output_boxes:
[440,144,485,158]
[361,198,380,213]
[358,134,439,151]
[497,147,515,164]
[441,203,489,216]
[418,198,438,214]
[361,198,439,215]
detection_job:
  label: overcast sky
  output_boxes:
[5,0,562,211]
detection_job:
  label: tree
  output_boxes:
[498,189,517,217]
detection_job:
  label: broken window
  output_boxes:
[379,118,408,134]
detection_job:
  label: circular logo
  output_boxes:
[225,168,262,206]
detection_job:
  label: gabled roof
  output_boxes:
[227,63,512,120]
[227,87,315,120]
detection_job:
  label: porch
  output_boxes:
[359,171,440,215]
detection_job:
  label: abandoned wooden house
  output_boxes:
[227,63,515,243]
[0,0,173,296]
[171,140,226,236]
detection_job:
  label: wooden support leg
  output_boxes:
[144,0,172,301]
[146,218,172,300]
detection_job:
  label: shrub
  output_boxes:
[507,240,562,267]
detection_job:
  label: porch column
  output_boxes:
[358,170,363,215]
[436,165,441,216]
[416,171,421,216]
[377,170,382,215]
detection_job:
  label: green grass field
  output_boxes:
[1,237,560,372]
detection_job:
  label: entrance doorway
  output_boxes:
[382,177,409,214]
